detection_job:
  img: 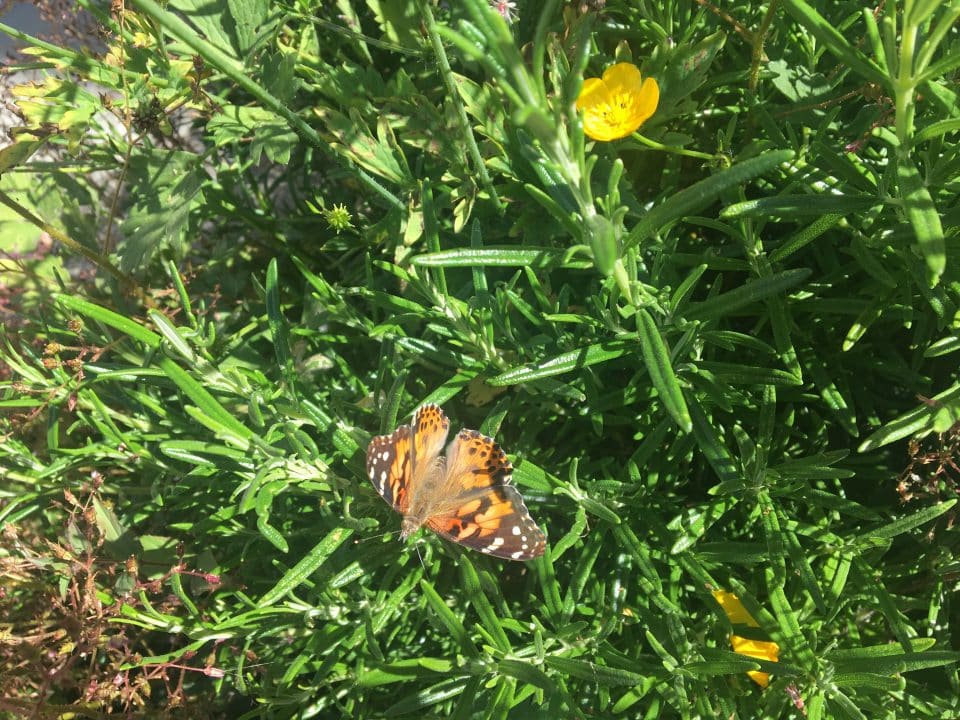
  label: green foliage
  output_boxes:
[2,0,960,717]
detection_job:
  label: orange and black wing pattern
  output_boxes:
[426,429,546,560]
[366,425,414,514]
[366,404,450,514]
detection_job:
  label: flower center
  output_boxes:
[601,91,636,127]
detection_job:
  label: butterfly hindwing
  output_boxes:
[426,482,546,560]
[426,428,546,560]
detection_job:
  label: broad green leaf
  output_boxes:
[120,149,204,273]
[208,105,298,165]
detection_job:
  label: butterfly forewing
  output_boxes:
[366,426,412,513]
[411,404,450,474]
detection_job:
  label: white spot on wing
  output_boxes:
[380,470,387,482]
[512,526,521,536]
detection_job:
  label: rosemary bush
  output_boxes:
[1,0,959,717]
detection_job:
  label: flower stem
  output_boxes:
[629,133,727,164]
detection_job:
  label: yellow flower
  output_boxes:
[713,589,780,688]
[576,62,659,142]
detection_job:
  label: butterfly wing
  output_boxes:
[366,404,451,515]
[426,429,546,561]
[366,425,414,513]
[410,404,450,480]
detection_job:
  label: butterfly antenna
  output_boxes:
[414,540,426,572]
[355,530,397,544]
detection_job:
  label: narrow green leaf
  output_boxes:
[637,309,692,431]
[459,557,511,652]
[580,496,622,525]
[148,310,196,363]
[832,672,905,690]
[682,658,760,676]
[497,659,555,693]
[696,361,803,387]
[779,0,888,87]
[831,651,960,675]
[256,516,289,553]
[259,527,354,606]
[827,689,869,720]
[827,638,937,660]
[56,294,161,348]
[864,499,956,540]
[536,543,564,623]
[158,357,254,442]
[721,195,877,219]
[687,398,739,485]
[521,183,585,240]
[544,656,647,686]
[412,246,587,269]
[858,384,960,451]
[420,580,480,658]
[551,505,587,559]
[685,269,811,322]
[386,678,470,715]
[266,257,291,372]
[767,569,818,670]
[897,155,945,283]
[489,340,633,386]
[624,150,794,251]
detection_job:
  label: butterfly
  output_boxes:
[366,404,546,561]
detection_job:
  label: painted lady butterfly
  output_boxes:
[366,404,546,561]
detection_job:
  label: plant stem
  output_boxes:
[0,189,130,285]
[629,133,727,164]
[419,0,503,213]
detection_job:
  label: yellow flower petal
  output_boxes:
[731,634,781,688]
[575,77,608,109]
[712,589,761,627]
[576,62,659,142]
[602,62,644,93]
[730,635,780,663]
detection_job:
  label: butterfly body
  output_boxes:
[366,405,546,561]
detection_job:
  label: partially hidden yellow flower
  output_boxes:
[713,590,780,688]
[730,634,780,688]
[713,589,760,627]
[576,62,659,142]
